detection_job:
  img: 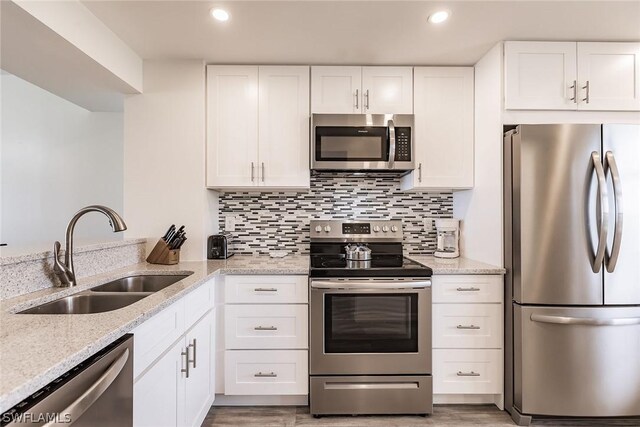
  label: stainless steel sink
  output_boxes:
[19,293,148,315]
[91,274,191,293]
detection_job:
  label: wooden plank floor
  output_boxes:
[202,405,640,426]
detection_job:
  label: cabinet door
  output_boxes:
[577,42,640,111]
[184,310,215,427]
[206,66,259,188]
[311,66,362,113]
[258,66,310,188]
[362,67,413,114]
[504,41,577,110]
[133,338,185,427]
[402,67,474,190]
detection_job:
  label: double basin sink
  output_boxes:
[19,274,192,315]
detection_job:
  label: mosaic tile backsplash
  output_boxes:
[218,174,453,255]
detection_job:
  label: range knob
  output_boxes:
[324,225,332,233]
[373,225,381,232]
[391,225,398,232]
[382,225,389,233]
[314,225,322,233]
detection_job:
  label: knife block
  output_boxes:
[146,239,180,265]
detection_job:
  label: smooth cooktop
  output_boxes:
[309,254,432,278]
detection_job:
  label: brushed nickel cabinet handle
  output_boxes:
[457,371,480,377]
[582,81,590,104]
[188,339,197,369]
[254,371,277,378]
[365,89,370,110]
[354,89,359,109]
[261,162,265,182]
[456,287,481,292]
[181,348,189,378]
[254,287,278,292]
[254,326,278,331]
[418,163,422,183]
[570,80,577,103]
[457,324,480,330]
[251,162,255,182]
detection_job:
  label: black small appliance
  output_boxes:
[207,233,234,259]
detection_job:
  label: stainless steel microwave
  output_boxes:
[311,114,415,171]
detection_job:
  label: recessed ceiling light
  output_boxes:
[211,8,230,22]
[428,10,450,24]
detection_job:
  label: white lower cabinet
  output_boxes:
[433,349,502,394]
[432,275,504,407]
[220,275,309,401]
[224,350,308,395]
[133,279,216,427]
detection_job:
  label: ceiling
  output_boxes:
[83,0,640,65]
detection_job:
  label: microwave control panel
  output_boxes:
[394,127,412,161]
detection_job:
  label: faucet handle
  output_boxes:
[53,241,73,286]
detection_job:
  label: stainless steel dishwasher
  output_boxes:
[1,334,133,426]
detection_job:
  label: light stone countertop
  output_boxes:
[0,253,501,412]
[0,254,308,413]
[408,255,506,275]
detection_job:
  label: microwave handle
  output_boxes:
[388,119,396,168]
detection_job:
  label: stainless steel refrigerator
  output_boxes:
[504,124,640,425]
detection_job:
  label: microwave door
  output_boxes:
[314,126,389,170]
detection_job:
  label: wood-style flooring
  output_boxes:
[202,405,640,426]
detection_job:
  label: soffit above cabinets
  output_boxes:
[1,0,143,112]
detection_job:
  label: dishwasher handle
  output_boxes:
[43,348,130,427]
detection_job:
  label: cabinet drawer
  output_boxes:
[133,299,185,379]
[224,350,308,395]
[225,304,308,350]
[433,349,502,394]
[184,279,215,328]
[225,275,308,304]
[432,275,503,303]
[433,304,502,349]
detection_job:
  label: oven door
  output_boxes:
[310,279,431,375]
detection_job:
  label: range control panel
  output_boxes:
[310,220,403,242]
[394,127,412,161]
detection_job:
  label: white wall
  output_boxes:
[0,72,124,246]
[454,43,504,266]
[123,60,218,261]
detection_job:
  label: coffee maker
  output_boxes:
[434,219,460,258]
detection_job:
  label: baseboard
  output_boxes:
[434,393,504,408]
[212,394,309,406]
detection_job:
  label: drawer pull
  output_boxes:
[457,371,480,377]
[254,287,278,292]
[456,287,481,292]
[254,371,277,378]
[254,326,278,331]
[457,324,480,330]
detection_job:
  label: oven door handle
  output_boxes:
[311,280,431,290]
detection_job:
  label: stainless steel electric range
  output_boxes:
[308,219,433,417]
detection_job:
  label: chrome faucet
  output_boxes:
[53,205,127,287]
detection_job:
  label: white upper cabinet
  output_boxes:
[401,67,474,191]
[258,66,310,188]
[504,41,640,111]
[206,65,310,190]
[206,66,259,188]
[311,66,362,113]
[361,66,413,114]
[504,41,578,110]
[577,42,640,111]
[311,66,413,114]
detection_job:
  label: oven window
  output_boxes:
[324,293,418,353]
[315,127,388,161]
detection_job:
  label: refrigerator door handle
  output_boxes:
[531,313,640,326]
[604,151,623,273]
[591,151,609,273]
